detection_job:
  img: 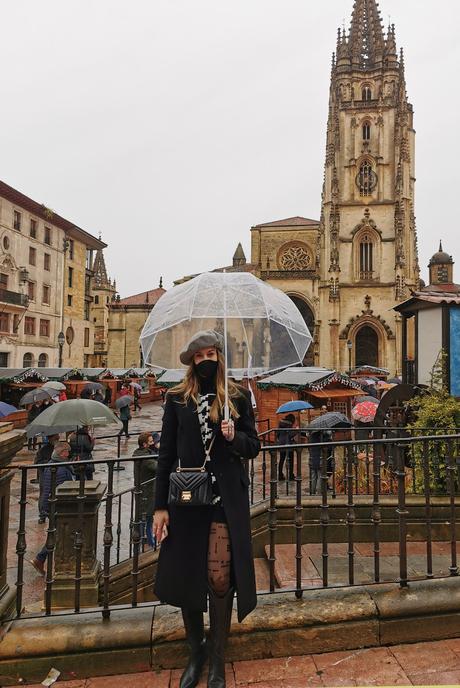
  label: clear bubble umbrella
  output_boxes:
[139,271,312,418]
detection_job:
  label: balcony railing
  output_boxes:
[0,288,28,307]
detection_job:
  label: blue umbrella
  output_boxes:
[276,400,313,414]
[0,401,19,418]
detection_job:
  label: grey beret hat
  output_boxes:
[180,329,224,366]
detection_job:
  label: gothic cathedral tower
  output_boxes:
[318,0,419,374]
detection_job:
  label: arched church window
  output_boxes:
[362,122,371,141]
[359,233,374,279]
[38,353,48,367]
[23,352,33,368]
[362,86,372,101]
[357,160,377,196]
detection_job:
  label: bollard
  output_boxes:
[51,480,106,608]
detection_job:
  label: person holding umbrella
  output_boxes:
[116,395,132,438]
[153,330,260,688]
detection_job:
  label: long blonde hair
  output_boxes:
[169,350,242,421]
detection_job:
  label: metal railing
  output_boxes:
[5,431,460,624]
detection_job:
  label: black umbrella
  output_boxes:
[115,395,133,409]
[20,388,54,406]
[387,377,402,385]
[356,395,379,404]
[83,382,104,394]
[307,412,352,431]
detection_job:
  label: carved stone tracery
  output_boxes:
[277,242,313,271]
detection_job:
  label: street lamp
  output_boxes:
[346,339,353,375]
[57,331,65,368]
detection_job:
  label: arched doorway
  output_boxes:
[288,295,315,366]
[355,325,379,368]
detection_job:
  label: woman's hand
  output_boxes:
[153,509,169,543]
[221,419,235,442]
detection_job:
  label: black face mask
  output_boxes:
[196,359,218,380]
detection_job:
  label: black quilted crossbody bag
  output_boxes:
[168,437,215,506]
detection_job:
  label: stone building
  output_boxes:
[107,286,165,368]
[88,248,117,367]
[250,0,419,375]
[396,243,460,393]
[0,179,111,368]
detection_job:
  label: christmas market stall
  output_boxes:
[256,367,364,431]
[0,368,50,408]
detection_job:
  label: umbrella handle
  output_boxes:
[223,282,229,421]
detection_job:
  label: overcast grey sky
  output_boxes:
[1,1,456,295]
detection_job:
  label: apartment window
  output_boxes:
[84,327,90,347]
[68,267,73,288]
[0,273,8,289]
[84,300,90,321]
[0,313,10,332]
[24,316,36,335]
[23,352,33,367]
[42,285,50,304]
[30,219,37,238]
[69,239,74,260]
[29,247,36,266]
[38,353,48,367]
[28,281,35,301]
[44,227,51,245]
[39,319,50,337]
[44,253,51,271]
[67,294,73,307]
[13,314,19,333]
[0,352,9,367]
[94,295,99,304]
[13,210,21,231]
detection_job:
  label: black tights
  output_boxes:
[207,522,231,597]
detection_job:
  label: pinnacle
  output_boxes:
[348,0,385,67]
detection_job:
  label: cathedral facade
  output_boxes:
[250,0,419,375]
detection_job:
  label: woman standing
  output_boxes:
[153,330,260,688]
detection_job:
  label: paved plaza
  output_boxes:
[8,638,460,686]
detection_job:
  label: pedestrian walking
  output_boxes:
[133,387,142,411]
[27,401,43,454]
[34,434,59,523]
[118,401,131,438]
[132,431,158,547]
[69,426,95,479]
[276,413,297,481]
[104,386,112,406]
[30,441,74,575]
[153,330,260,688]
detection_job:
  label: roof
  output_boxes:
[0,180,106,250]
[36,368,72,381]
[351,365,390,376]
[0,367,50,383]
[257,367,363,392]
[112,288,166,307]
[429,242,453,266]
[395,290,460,313]
[252,216,319,229]
[421,283,460,294]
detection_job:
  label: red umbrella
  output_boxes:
[351,400,378,423]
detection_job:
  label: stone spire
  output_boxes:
[348,0,385,68]
[93,248,110,288]
[233,242,246,268]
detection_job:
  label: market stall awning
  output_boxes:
[257,367,363,392]
[0,368,50,383]
[307,388,362,399]
[36,368,72,381]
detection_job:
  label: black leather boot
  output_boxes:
[180,609,207,688]
[207,587,234,688]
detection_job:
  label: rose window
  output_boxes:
[279,244,312,271]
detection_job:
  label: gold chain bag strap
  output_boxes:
[168,436,216,506]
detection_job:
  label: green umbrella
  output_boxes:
[26,398,121,438]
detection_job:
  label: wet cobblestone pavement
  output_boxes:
[7,402,164,612]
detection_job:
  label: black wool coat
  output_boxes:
[153,387,260,622]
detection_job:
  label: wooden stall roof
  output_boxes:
[257,367,363,392]
[0,367,49,383]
